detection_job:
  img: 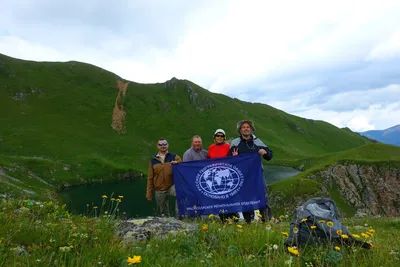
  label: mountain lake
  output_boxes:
[59,165,301,218]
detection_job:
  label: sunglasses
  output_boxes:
[158,142,168,146]
[215,135,225,138]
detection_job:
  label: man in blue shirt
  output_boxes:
[182,135,208,162]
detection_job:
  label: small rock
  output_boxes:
[117,217,198,244]
[10,245,28,256]
[13,207,30,214]
[63,165,71,171]
[298,164,305,171]
[355,211,367,217]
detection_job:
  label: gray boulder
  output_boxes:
[117,217,198,244]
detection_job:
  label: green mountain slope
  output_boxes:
[0,53,374,194]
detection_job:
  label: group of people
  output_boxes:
[145,120,273,223]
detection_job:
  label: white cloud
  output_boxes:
[366,31,400,61]
[291,102,400,132]
[1,0,400,130]
[347,116,375,132]
[264,84,400,131]
[0,36,63,61]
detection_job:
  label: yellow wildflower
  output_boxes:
[202,224,208,232]
[352,234,360,238]
[361,232,370,238]
[237,224,243,229]
[368,229,375,234]
[265,224,271,230]
[118,195,124,198]
[127,256,142,265]
[282,232,289,237]
[232,215,239,220]
[101,195,107,199]
[335,246,340,251]
[116,199,121,203]
[318,220,326,223]
[327,221,334,227]
[208,214,214,219]
[111,198,115,201]
[301,218,307,222]
[287,247,299,256]
[279,215,286,220]
[336,230,343,235]
[93,206,98,209]
[311,225,317,229]
[293,227,299,234]
[341,234,349,239]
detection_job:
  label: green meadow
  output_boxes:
[1,197,399,267]
[1,53,400,266]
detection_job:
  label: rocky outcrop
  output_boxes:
[164,77,179,89]
[117,217,198,244]
[12,87,44,100]
[184,82,215,110]
[309,164,400,216]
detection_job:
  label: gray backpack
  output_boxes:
[285,197,371,249]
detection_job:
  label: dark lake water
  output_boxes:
[59,165,300,218]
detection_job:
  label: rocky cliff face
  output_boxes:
[309,164,400,216]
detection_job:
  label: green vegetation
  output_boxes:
[283,143,400,170]
[1,53,400,218]
[1,53,400,266]
[0,53,374,193]
[1,197,399,266]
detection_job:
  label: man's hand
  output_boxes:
[146,195,152,201]
[171,161,178,164]
[232,148,239,156]
[258,148,267,156]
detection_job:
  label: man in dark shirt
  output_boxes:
[229,120,273,223]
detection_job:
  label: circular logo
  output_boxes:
[195,163,244,199]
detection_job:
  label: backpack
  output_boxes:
[284,197,371,249]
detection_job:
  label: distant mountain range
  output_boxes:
[359,125,400,146]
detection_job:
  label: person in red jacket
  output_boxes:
[207,129,235,223]
[207,129,230,159]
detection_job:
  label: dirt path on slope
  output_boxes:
[111,80,129,134]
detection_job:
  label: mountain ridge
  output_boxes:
[358,124,400,146]
[0,52,390,209]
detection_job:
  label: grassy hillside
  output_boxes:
[0,53,372,176]
[5,53,397,211]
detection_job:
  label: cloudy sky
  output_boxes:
[1,0,400,131]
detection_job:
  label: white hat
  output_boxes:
[214,129,226,136]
